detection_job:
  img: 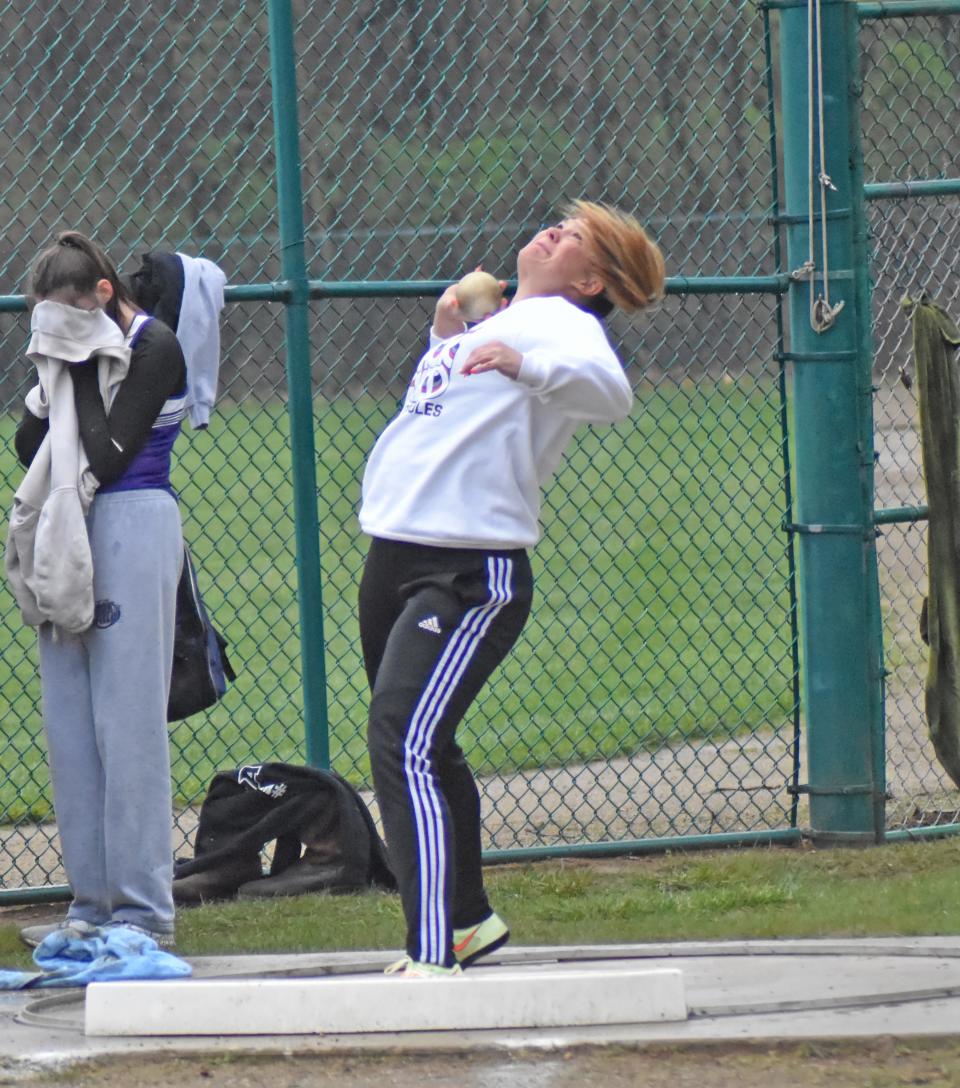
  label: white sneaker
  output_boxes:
[384,956,463,978]
[18,919,99,949]
[103,921,176,950]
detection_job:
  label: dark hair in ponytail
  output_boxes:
[29,231,135,327]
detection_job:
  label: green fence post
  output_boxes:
[267,0,330,768]
[777,0,884,842]
[846,11,887,828]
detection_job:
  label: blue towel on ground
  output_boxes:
[0,924,191,989]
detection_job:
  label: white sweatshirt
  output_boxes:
[176,253,226,429]
[359,295,633,549]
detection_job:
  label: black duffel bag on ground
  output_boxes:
[172,762,396,904]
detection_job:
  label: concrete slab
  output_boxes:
[0,937,958,1076]
[84,968,687,1036]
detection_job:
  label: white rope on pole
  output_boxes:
[791,0,845,333]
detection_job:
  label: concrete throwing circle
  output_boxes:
[11,938,960,1056]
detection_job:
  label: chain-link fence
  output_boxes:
[299,0,804,855]
[0,1,290,891]
[2,0,954,897]
[860,10,960,831]
[0,0,802,896]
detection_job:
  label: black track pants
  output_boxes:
[359,537,533,967]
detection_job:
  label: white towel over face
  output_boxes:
[28,299,130,368]
[5,301,132,633]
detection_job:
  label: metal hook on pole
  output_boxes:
[812,295,845,332]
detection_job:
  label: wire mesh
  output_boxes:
[299,0,798,850]
[860,11,960,829]
[0,0,803,894]
[311,290,799,849]
[0,0,289,889]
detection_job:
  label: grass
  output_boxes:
[2,838,960,970]
[142,837,960,953]
[0,377,795,819]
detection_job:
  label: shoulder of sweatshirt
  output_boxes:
[508,296,611,345]
[504,295,619,360]
[506,295,598,328]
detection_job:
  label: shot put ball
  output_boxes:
[454,270,503,323]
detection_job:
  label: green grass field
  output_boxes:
[0,378,795,820]
[162,838,960,957]
[2,838,959,968]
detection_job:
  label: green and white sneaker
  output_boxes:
[384,956,463,978]
[453,911,510,967]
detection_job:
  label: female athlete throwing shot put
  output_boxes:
[359,200,665,977]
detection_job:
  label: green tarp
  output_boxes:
[908,293,960,789]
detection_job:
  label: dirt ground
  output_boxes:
[13,1038,960,1088]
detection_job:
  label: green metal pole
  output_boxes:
[858,0,960,18]
[764,5,804,830]
[0,274,792,314]
[482,828,804,865]
[778,0,883,842]
[267,0,330,768]
[874,505,927,525]
[845,12,887,837]
[865,179,960,200]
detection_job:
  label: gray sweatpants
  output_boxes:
[38,489,182,935]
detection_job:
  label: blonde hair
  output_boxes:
[563,199,666,314]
